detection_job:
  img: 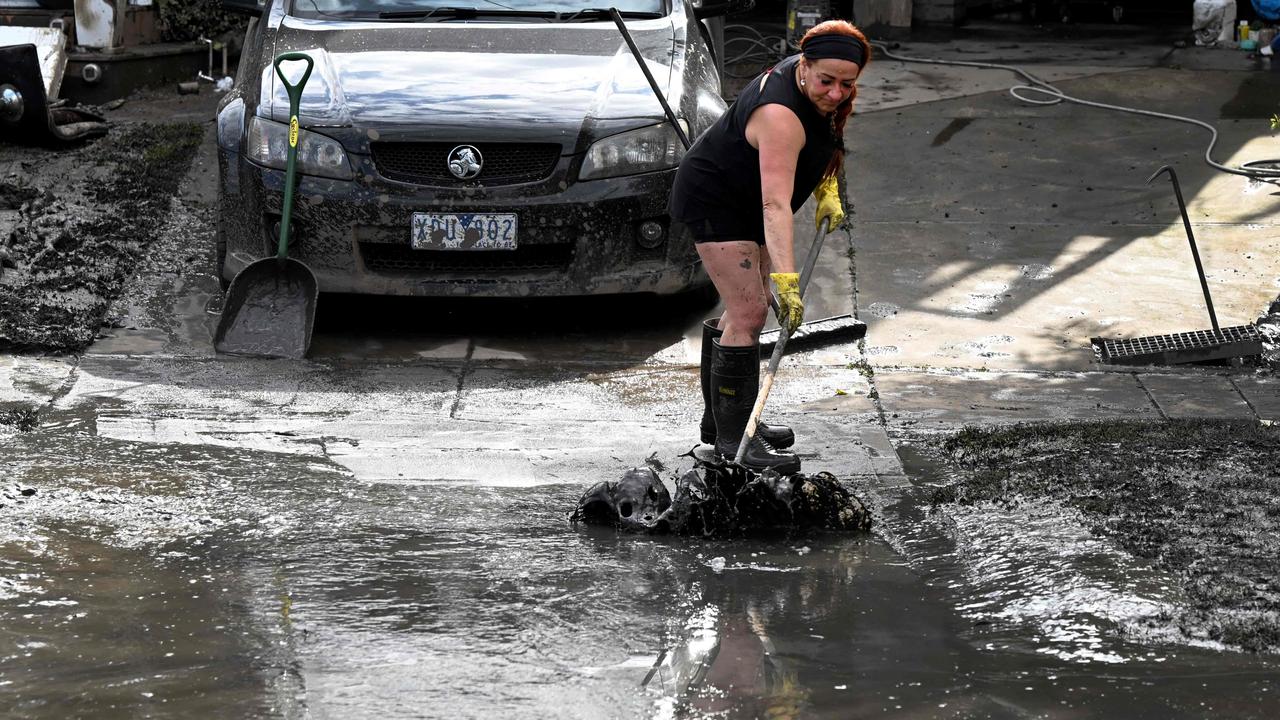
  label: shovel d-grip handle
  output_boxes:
[273,52,314,260]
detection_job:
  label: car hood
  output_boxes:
[259,17,682,139]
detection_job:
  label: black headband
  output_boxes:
[801,34,866,67]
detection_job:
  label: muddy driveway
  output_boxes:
[5,42,1280,717]
[5,412,1280,719]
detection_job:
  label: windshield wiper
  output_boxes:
[379,6,477,19]
[557,7,659,22]
[379,6,568,20]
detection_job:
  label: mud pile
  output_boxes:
[572,458,872,537]
[933,418,1280,653]
[0,123,204,352]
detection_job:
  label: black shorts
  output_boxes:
[670,161,765,245]
[677,214,766,245]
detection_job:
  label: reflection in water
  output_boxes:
[891,445,1190,664]
[645,539,878,719]
[944,497,1180,664]
[656,605,808,719]
[4,428,1280,718]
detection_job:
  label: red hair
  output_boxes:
[799,20,871,178]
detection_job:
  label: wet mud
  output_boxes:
[0,123,204,352]
[0,405,38,432]
[929,418,1280,653]
[572,460,872,536]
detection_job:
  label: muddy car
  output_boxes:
[215,0,738,297]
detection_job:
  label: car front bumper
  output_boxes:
[218,149,708,298]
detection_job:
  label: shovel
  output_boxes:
[734,218,832,466]
[214,52,319,359]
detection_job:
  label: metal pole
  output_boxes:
[609,8,691,150]
[1147,165,1220,333]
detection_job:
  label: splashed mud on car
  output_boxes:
[214,0,731,298]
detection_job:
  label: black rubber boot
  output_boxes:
[700,319,795,448]
[710,339,801,474]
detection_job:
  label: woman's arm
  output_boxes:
[745,103,806,274]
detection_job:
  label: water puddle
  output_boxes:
[2,425,1278,718]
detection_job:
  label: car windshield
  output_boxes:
[290,0,665,20]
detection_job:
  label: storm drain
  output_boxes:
[1091,325,1264,366]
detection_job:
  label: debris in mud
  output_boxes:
[0,122,204,352]
[1256,299,1280,370]
[571,457,872,537]
[2,482,37,500]
[0,406,38,432]
[0,179,40,210]
[931,418,1280,653]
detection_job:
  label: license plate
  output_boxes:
[410,212,517,251]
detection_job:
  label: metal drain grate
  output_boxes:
[1092,325,1264,366]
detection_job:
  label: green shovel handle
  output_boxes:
[273,52,314,260]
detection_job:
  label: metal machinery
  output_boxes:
[786,0,831,48]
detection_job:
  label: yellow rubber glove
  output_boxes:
[770,272,804,335]
[813,174,844,233]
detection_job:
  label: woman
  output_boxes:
[670,20,869,473]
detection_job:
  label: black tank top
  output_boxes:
[670,54,837,232]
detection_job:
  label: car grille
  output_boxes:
[360,242,574,274]
[370,142,561,186]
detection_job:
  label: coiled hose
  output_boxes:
[721,24,1280,180]
[723,24,787,78]
[869,41,1280,180]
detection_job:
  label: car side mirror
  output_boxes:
[693,0,754,20]
[222,0,264,17]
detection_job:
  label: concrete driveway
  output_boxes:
[5,18,1280,718]
[848,29,1280,372]
[8,20,1280,486]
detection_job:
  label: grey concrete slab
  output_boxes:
[1233,375,1280,421]
[43,356,887,483]
[858,425,906,478]
[874,369,1158,427]
[0,356,75,406]
[795,387,879,420]
[847,64,1280,373]
[56,357,462,456]
[856,32,1185,114]
[1138,372,1257,419]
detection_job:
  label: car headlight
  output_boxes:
[245,115,353,180]
[579,121,688,181]
[217,98,245,151]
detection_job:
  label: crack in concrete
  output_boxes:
[44,360,83,411]
[1134,374,1170,421]
[1228,376,1261,421]
[449,339,476,419]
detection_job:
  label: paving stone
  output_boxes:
[1138,373,1256,419]
[1233,376,1280,421]
[875,370,1158,427]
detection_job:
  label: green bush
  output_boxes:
[157,0,247,43]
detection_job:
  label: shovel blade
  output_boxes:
[214,257,317,359]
